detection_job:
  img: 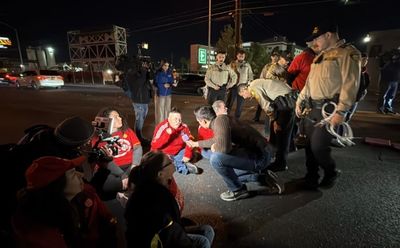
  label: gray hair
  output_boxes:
[194,105,216,121]
[212,100,225,113]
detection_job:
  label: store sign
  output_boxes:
[198,48,207,64]
[0,37,12,48]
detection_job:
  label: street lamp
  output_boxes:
[363,34,371,43]
[0,21,24,69]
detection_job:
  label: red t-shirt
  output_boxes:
[92,128,140,167]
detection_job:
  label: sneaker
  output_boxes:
[268,162,288,172]
[319,169,341,188]
[264,170,285,194]
[377,107,387,114]
[185,162,202,175]
[220,185,250,201]
[385,109,398,115]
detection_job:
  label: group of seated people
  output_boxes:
[3,99,287,247]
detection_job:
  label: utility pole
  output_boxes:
[208,0,211,66]
[234,0,242,52]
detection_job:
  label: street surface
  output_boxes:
[0,85,399,247]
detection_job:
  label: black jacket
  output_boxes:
[125,182,193,248]
[127,68,152,104]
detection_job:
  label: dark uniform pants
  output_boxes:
[207,86,227,105]
[269,109,295,167]
[303,107,336,182]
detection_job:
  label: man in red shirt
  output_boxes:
[151,108,200,174]
[288,41,318,91]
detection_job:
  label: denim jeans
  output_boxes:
[173,148,189,175]
[209,147,271,191]
[201,149,212,160]
[132,103,148,139]
[186,225,215,248]
[383,81,399,110]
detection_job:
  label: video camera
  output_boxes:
[89,117,120,163]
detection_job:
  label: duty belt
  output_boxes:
[310,95,339,109]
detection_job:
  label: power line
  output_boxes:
[132,1,234,29]
[131,9,234,33]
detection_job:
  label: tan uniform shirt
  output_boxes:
[204,63,238,90]
[297,39,361,112]
[249,78,293,114]
[230,61,254,86]
[260,62,287,83]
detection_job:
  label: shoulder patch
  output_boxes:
[350,53,361,61]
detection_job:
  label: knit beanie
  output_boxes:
[54,116,95,146]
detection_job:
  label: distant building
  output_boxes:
[26,46,56,70]
[254,36,304,57]
[366,29,400,91]
[189,44,216,74]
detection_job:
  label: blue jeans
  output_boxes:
[383,81,398,110]
[201,149,212,160]
[209,147,271,191]
[173,148,189,175]
[186,225,215,248]
[132,103,148,139]
[203,149,260,183]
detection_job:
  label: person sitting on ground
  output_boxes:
[186,105,284,202]
[13,156,120,247]
[125,150,215,248]
[197,125,214,160]
[91,107,142,172]
[151,107,201,175]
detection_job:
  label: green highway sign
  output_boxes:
[198,48,207,64]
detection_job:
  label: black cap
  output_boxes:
[54,116,95,146]
[305,21,338,42]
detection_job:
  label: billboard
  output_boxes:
[0,37,12,49]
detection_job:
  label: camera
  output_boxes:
[92,116,114,134]
[88,117,120,163]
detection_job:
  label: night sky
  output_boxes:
[1,0,399,66]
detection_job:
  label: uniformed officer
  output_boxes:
[204,50,238,105]
[239,72,296,172]
[226,49,254,119]
[295,22,361,189]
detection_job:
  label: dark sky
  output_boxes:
[1,0,399,65]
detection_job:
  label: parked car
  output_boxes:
[16,70,64,89]
[0,72,8,84]
[172,73,205,95]
[0,72,20,85]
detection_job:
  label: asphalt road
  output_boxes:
[1,86,399,248]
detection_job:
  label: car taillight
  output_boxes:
[5,74,10,79]
[37,76,46,80]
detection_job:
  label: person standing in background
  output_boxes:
[204,51,237,105]
[226,49,254,119]
[155,61,174,124]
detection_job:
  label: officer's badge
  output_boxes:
[312,26,319,34]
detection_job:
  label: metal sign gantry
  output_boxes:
[68,25,127,73]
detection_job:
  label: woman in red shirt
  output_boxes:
[92,107,142,171]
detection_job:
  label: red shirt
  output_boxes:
[198,126,214,141]
[288,48,316,91]
[92,128,140,167]
[151,120,193,159]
